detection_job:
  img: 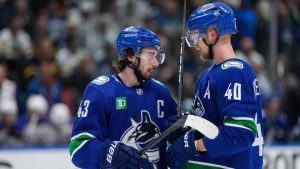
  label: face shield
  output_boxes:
[185,30,205,47]
[139,48,165,64]
[156,49,165,64]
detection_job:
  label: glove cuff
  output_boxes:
[105,140,120,168]
[186,130,198,154]
[99,139,114,168]
[194,130,204,140]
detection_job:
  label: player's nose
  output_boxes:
[152,58,159,68]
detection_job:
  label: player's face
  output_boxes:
[194,33,209,61]
[186,31,209,61]
[138,47,160,79]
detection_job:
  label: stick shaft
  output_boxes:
[177,0,187,117]
[138,116,187,155]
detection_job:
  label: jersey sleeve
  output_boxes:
[203,67,258,158]
[164,89,177,118]
[69,84,110,168]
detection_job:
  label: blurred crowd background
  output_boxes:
[0,0,300,147]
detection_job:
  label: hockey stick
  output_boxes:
[138,115,219,155]
[177,0,187,117]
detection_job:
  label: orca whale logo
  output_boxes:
[192,96,205,117]
[120,110,161,162]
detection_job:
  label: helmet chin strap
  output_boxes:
[126,58,146,84]
[202,36,219,60]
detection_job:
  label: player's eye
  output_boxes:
[141,50,165,64]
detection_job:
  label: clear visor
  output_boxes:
[185,30,202,47]
[156,50,165,64]
[139,49,165,64]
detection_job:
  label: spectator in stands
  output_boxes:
[49,103,72,145]
[0,61,17,105]
[234,0,257,41]
[0,15,32,59]
[33,36,56,62]
[67,0,97,48]
[263,94,289,144]
[0,15,32,86]
[13,0,32,32]
[116,0,155,26]
[281,74,300,131]
[85,14,118,71]
[0,99,23,147]
[153,0,181,37]
[26,60,61,107]
[22,94,56,145]
[55,34,86,78]
[235,36,262,63]
[32,13,49,43]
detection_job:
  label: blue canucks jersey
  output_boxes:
[69,74,177,169]
[186,59,264,169]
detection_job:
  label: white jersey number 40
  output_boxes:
[224,83,241,100]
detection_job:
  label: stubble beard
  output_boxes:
[199,51,210,61]
[137,67,151,80]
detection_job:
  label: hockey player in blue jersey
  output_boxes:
[166,2,264,169]
[69,26,177,169]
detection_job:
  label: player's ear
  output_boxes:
[127,55,135,63]
[124,48,135,63]
[207,28,218,43]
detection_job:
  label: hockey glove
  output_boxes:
[102,140,154,169]
[164,115,189,144]
[165,130,203,169]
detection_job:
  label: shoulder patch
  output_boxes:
[221,60,243,69]
[92,76,109,85]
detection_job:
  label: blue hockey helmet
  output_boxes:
[116,26,165,64]
[186,2,237,47]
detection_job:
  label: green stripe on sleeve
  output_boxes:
[224,116,257,136]
[69,133,96,158]
[184,161,233,169]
